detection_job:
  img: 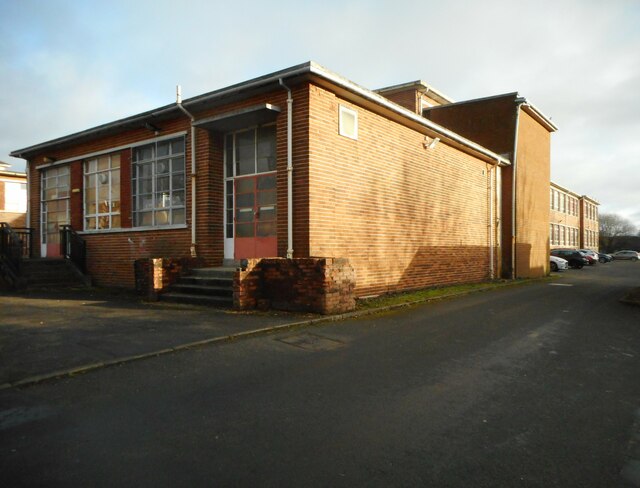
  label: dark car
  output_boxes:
[598,252,612,263]
[550,249,589,269]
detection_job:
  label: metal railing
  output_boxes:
[1,222,33,283]
[60,225,87,273]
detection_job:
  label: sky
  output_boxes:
[1,0,638,228]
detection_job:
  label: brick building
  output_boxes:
[9,62,557,297]
[549,181,599,251]
[0,162,27,228]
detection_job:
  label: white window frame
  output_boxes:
[132,136,186,228]
[83,154,121,231]
[339,105,358,140]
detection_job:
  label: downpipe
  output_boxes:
[176,86,198,257]
[279,78,294,259]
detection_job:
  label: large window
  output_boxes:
[84,154,120,230]
[132,137,185,227]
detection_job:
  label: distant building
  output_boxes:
[0,162,27,228]
[549,181,599,251]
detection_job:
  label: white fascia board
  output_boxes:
[308,62,510,166]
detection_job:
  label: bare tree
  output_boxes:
[599,213,637,251]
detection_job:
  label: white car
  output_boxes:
[550,255,569,272]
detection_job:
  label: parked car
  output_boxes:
[597,252,612,263]
[550,255,569,272]
[611,250,640,261]
[550,249,589,269]
[578,249,598,266]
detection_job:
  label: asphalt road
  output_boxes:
[1,262,639,487]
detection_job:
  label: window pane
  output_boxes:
[98,156,110,171]
[257,207,276,221]
[236,193,254,207]
[135,144,154,162]
[258,191,276,206]
[257,221,276,237]
[157,142,170,157]
[157,160,170,174]
[236,130,255,175]
[111,215,121,228]
[225,134,233,177]
[172,174,185,190]
[226,224,233,238]
[236,178,254,194]
[171,157,185,173]
[172,208,185,224]
[171,139,184,155]
[157,176,170,191]
[155,210,170,225]
[85,217,96,230]
[257,174,276,190]
[236,208,253,222]
[257,126,276,173]
[171,191,184,206]
[236,223,254,237]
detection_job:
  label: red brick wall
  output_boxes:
[234,257,356,314]
[381,89,419,113]
[23,85,312,287]
[307,83,499,297]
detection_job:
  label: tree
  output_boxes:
[599,213,637,252]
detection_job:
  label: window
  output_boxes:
[84,154,121,230]
[339,105,358,140]
[132,137,185,227]
[3,182,27,212]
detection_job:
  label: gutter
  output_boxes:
[176,86,198,258]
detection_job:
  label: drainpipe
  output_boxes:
[176,86,197,258]
[487,163,494,280]
[511,100,525,279]
[279,78,294,259]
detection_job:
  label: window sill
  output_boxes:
[78,224,188,235]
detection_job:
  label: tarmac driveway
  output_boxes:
[0,289,303,387]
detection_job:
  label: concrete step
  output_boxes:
[159,292,233,307]
[20,259,89,288]
[178,276,233,287]
[189,267,236,279]
[169,283,233,297]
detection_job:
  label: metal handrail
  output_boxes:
[60,225,87,273]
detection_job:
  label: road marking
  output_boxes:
[549,283,574,287]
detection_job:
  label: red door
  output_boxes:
[234,174,277,259]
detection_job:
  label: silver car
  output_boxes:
[611,250,639,261]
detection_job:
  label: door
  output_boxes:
[234,173,277,259]
[41,166,70,258]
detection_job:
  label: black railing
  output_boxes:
[60,225,87,273]
[0,222,26,281]
[12,227,34,258]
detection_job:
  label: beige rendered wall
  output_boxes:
[515,110,551,277]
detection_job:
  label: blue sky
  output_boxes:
[1,0,639,227]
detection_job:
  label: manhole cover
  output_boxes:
[277,332,344,351]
